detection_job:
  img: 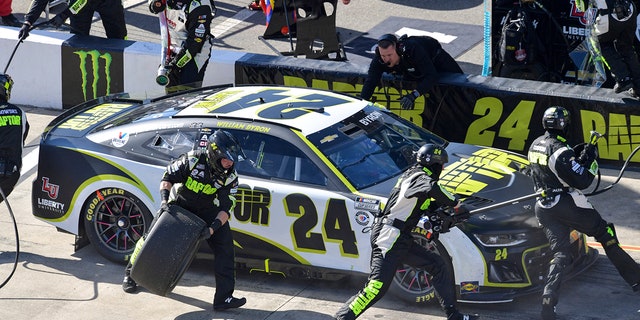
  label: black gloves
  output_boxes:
[49,9,71,28]
[19,23,31,40]
[399,90,420,110]
[576,144,598,166]
[200,225,212,240]
[149,0,166,14]
[157,202,169,216]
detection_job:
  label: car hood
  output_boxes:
[361,142,538,230]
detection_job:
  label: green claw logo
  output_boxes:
[74,50,112,101]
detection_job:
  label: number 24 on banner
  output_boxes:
[464,97,535,152]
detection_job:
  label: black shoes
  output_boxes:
[1,14,21,27]
[541,305,556,320]
[613,78,633,94]
[213,296,246,310]
[122,274,138,293]
[447,311,480,320]
[448,313,480,320]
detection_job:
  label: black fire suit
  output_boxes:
[591,0,640,91]
[152,0,215,92]
[527,131,640,312]
[22,0,127,39]
[69,0,127,39]
[162,149,239,305]
[124,149,239,304]
[0,101,29,202]
[335,164,462,320]
[360,35,463,101]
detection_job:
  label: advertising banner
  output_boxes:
[236,56,640,167]
[61,36,132,108]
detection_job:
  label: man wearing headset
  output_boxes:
[360,33,463,110]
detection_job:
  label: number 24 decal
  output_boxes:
[464,97,536,152]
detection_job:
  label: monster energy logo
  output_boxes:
[74,50,112,101]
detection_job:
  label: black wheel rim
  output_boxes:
[393,236,439,295]
[91,195,147,254]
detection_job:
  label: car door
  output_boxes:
[227,129,373,274]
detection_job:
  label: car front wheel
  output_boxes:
[389,234,454,304]
[82,188,153,264]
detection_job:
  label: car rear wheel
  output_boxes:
[389,234,454,304]
[83,189,153,264]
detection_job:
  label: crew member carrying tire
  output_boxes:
[122,129,247,311]
[334,143,479,320]
[527,106,640,320]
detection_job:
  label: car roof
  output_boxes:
[172,86,370,136]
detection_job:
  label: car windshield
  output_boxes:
[307,105,447,189]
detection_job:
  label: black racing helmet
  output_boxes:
[542,106,571,132]
[0,74,13,101]
[416,143,448,167]
[206,129,245,175]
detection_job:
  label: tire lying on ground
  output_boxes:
[129,205,206,296]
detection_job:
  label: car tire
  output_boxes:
[129,205,206,296]
[83,188,153,264]
[388,234,454,305]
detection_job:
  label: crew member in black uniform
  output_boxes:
[360,33,463,110]
[122,129,246,311]
[527,106,640,320]
[18,0,127,39]
[0,74,29,202]
[149,0,215,92]
[334,144,478,320]
[578,0,640,95]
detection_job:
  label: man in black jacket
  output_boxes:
[360,33,463,110]
[0,74,29,202]
[527,106,640,320]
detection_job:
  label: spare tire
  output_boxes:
[129,205,206,296]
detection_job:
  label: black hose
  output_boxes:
[4,20,63,74]
[0,185,19,289]
[585,144,640,196]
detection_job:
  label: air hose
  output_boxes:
[586,144,640,196]
[0,185,19,289]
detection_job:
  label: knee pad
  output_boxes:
[595,222,619,249]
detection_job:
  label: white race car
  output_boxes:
[31,85,598,304]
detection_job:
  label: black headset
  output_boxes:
[375,33,405,62]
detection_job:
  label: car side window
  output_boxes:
[231,130,328,186]
[146,129,199,161]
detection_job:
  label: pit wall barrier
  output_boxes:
[0,26,245,109]
[1,26,639,168]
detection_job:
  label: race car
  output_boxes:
[31,85,598,304]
